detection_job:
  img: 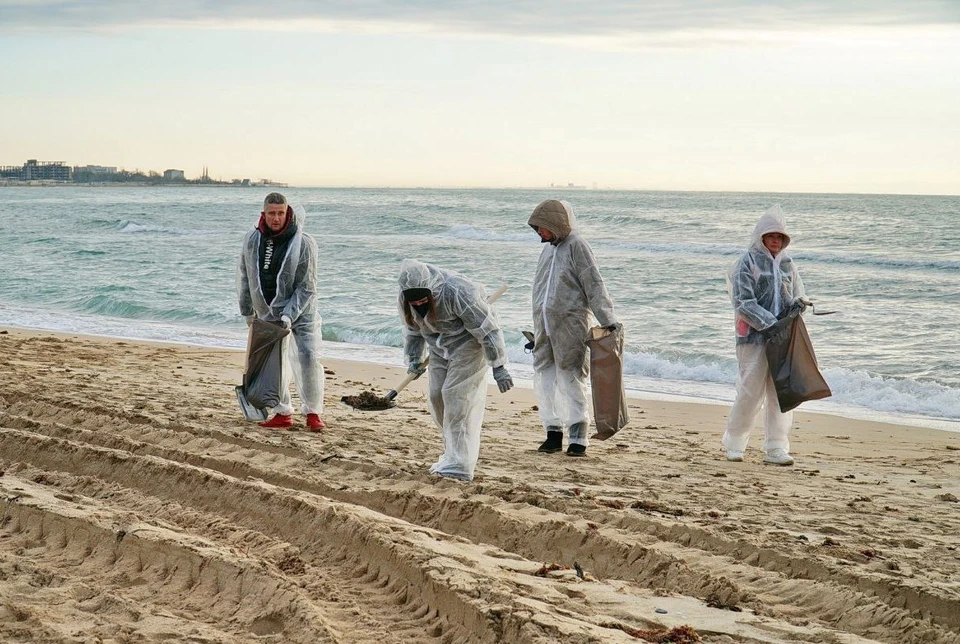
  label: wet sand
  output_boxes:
[1,327,958,643]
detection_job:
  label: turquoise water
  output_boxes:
[1,186,958,430]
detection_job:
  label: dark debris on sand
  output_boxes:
[533,562,567,577]
[604,623,701,642]
[341,390,395,411]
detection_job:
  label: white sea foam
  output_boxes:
[508,333,960,426]
[623,350,734,384]
[114,219,214,236]
[822,367,960,420]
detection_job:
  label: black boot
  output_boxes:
[538,428,563,453]
[566,422,587,457]
[566,443,586,457]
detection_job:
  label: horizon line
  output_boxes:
[3,181,957,198]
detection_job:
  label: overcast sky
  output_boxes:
[2,1,958,193]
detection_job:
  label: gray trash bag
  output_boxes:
[763,308,831,413]
[235,319,290,421]
[587,326,629,440]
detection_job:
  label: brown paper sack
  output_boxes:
[587,326,629,440]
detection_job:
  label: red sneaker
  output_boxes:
[259,414,293,429]
[306,414,326,432]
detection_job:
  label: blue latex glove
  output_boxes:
[493,365,513,393]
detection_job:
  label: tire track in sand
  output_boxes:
[1,410,956,644]
[5,428,821,643]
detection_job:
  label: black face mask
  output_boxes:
[403,288,432,318]
[412,302,430,317]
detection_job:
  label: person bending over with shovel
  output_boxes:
[399,259,513,481]
[238,192,325,431]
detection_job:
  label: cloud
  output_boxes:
[2,0,958,38]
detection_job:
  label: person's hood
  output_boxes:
[398,259,446,295]
[528,199,577,244]
[256,203,306,237]
[751,204,791,251]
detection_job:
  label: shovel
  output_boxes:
[342,283,508,410]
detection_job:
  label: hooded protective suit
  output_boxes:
[729,204,805,345]
[399,260,508,481]
[237,203,323,416]
[723,204,806,453]
[528,200,617,446]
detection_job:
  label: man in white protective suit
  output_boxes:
[237,192,325,432]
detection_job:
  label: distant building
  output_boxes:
[75,165,118,174]
[1,160,271,187]
[25,159,71,181]
[252,178,288,188]
[1,159,71,182]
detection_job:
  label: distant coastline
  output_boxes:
[0,159,286,189]
[0,180,287,188]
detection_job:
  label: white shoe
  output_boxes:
[763,448,794,466]
[726,449,744,462]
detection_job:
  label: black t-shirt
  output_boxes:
[258,218,298,306]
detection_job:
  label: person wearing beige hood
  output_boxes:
[528,200,620,457]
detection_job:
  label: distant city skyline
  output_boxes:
[0,158,287,187]
[1,1,958,195]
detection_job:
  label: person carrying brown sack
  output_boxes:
[528,199,621,458]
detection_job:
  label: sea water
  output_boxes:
[1,186,957,431]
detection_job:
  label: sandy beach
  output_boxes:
[1,327,958,643]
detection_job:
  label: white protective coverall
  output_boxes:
[237,203,323,416]
[723,204,806,453]
[399,259,508,481]
[528,200,618,446]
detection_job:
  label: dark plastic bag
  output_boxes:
[587,326,629,440]
[235,319,290,420]
[764,309,831,412]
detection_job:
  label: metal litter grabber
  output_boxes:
[798,298,838,316]
[341,283,508,410]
